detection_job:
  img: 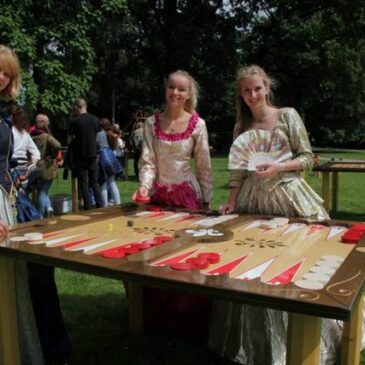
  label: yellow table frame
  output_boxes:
[1,256,363,365]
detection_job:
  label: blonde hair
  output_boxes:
[233,65,276,139]
[166,70,199,114]
[0,45,20,99]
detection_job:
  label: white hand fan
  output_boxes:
[229,129,293,171]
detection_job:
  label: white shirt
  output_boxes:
[12,127,40,163]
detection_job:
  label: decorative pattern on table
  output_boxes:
[150,219,362,292]
[6,210,238,260]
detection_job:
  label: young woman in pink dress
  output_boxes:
[132,70,213,340]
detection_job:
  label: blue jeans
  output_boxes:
[37,179,53,216]
[101,175,121,206]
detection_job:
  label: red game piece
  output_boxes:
[121,245,140,255]
[135,242,152,250]
[148,206,161,212]
[186,257,209,269]
[350,224,365,233]
[341,229,362,244]
[170,262,196,271]
[152,235,174,245]
[134,192,150,204]
[198,252,220,264]
[102,249,126,259]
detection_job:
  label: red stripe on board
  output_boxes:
[206,255,248,276]
[62,237,98,249]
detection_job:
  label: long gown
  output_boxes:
[208,107,365,364]
[138,112,214,339]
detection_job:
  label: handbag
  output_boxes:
[98,147,123,176]
[16,190,42,223]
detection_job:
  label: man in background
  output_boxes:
[68,97,103,209]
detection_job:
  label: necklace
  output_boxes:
[162,112,187,134]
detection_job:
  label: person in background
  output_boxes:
[9,105,40,191]
[68,97,103,210]
[96,117,121,206]
[0,43,45,364]
[113,124,125,180]
[132,70,213,340]
[128,116,144,181]
[30,113,61,217]
[208,65,356,365]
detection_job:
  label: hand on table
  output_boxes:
[219,203,235,215]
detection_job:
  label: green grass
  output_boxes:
[49,153,365,364]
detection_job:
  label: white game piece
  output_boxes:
[9,236,28,242]
[315,260,341,269]
[295,280,324,290]
[303,272,331,283]
[310,266,336,276]
[24,232,43,241]
[320,255,344,263]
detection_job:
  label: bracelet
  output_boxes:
[140,184,150,191]
[279,163,285,172]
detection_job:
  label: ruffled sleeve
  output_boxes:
[193,118,213,203]
[138,116,156,190]
[282,108,314,170]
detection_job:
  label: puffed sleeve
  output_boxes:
[138,117,156,190]
[283,108,314,170]
[194,119,213,203]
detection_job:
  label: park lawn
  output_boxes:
[49,153,365,364]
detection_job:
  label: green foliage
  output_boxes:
[1,0,365,147]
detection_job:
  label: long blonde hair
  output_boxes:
[166,70,199,114]
[233,65,276,139]
[0,45,20,100]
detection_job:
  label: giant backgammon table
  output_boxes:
[313,160,365,214]
[0,204,365,365]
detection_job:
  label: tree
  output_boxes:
[241,0,365,145]
[0,0,100,116]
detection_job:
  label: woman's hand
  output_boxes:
[255,162,282,179]
[219,202,235,215]
[132,186,149,202]
[0,220,9,240]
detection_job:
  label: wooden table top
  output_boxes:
[313,161,365,172]
[1,204,364,321]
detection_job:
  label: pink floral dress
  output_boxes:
[138,112,213,209]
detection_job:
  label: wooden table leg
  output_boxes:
[322,172,330,212]
[128,283,143,334]
[287,312,321,365]
[124,152,129,180]
[0,257,21,365]
[340,295,364,365]
[331,172,338,214]
[71,177,79,213]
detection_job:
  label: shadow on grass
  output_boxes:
[59,293,234,365]
[330,211,365,222]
